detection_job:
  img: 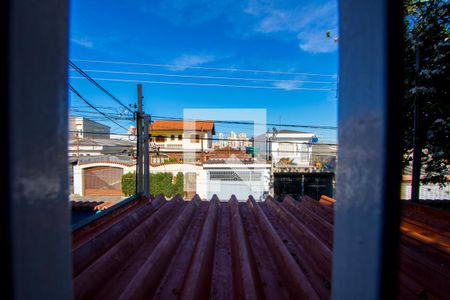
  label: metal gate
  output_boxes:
[84,166,124,196]
[274,173,334,200]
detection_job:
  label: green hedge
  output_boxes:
[121,172,136,196]
[121,172,184,198]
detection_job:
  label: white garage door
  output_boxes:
[207,171,264,201]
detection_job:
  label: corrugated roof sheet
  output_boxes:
[72,195,450,300]
[69,138,135,147]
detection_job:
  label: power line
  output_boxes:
[70,110,338,132]
[68,130,134,136]
[152,116,338,130]
[70,105,126,112]
[71,58,338,78]
[69,69,337,85]
[69,60,134,113]
[68,84,131,132]
[70,76,336,92]
[68,130,337,146]
[70,109,134,120]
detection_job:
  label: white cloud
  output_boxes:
[169,54,217,71]
[273,80,301,91]
[71,37,94,48]
[244,0,338,54]
[298,30,338,53]
[141,0,339,54]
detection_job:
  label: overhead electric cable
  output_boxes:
[151,116,337,130]
[69,60,134,113]
[70,76,336,91]
[69,69,337,85]
[71,58,337,78]
[68,84,130,132]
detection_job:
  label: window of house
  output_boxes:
[155,135,166,142]
[190,134,200,143]
[178,134,182,141]
[170,135,175,141]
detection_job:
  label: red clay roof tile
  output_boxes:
[72,195,450,299]
[151,120,215,132]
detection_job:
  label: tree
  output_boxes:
[402,0,450,186]
[174,172,185,197]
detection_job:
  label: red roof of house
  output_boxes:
[72,195,450,299]
[151,120,215,133]
[205,146,251,161]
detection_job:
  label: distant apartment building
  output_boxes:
[226,131,237,148]
[218,132,225,148]
[216,131,252,149]
[69,116,111,139]
[150,120,215,164]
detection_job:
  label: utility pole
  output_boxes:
[411,44,422,203]
[251,137,255,161]
[136,84,144,194]
[143,115,150,197]
[200,131,204,164]
[76,131,80,158]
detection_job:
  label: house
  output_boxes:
[69,116,111,139]
[68,137,135,157]
[150,120,215,164]
[270,129,316,167]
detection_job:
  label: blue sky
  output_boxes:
[69,0,339,142]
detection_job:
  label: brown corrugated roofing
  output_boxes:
[151,120,215,132]
[72,195,450,300]
[205,147,252,162]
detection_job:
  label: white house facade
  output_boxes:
[270,130,316,167]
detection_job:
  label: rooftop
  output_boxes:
[72,195,450,299]
[204,146,252,163]
[151,120,215,133]
[276,129,313,134]
[68,137,135,147]
[77,155,136,166]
